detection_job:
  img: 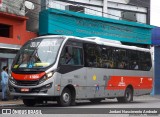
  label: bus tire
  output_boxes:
[57,88,71,106]
[117,87,133,103]
[23,99,36,107]
[89,98,103,103]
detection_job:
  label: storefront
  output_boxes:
[39,8,153,46]
[0,12,37,73]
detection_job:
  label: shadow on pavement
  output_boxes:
[34,100,147,107]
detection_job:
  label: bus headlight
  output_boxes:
[39,72,54,84]
[46,72,54,78]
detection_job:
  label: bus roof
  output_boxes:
[83,37,150,52]
[34,35,150,52]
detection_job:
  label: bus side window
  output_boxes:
[60,46,74,65]
[84,43,100,67]
[60,41,83,66]
[72,47,83,65]
[139,52,151,71]
[128,50,139,70]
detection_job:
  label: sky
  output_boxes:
[150,0,160,26]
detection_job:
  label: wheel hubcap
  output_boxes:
[63,93,70,103]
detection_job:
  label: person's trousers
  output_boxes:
[1,83,7,99]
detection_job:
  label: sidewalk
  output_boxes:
[0,94,160,107]
[0,99,23,106]
[0,92,23,106]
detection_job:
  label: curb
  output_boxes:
[0,104,24,107]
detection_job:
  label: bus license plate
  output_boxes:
[21,88,29,92]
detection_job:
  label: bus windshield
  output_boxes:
[12,37,64,69]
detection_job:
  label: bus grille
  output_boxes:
[16,80,39,86]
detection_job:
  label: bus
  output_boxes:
[9,35,153,106]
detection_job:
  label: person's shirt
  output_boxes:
[1,71,9,85]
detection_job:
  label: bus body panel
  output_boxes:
[57,67,152,99]
[10,68,152,99]
[9,35,153,102]
[59,67,87,99]
[86,68,113,98]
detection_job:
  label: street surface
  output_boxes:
[0,95,160,117]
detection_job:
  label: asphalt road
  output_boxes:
[1,95,160,117]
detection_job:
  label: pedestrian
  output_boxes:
[1,66,9,101]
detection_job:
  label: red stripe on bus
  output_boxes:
[11,72,46,81]
[106,76,153,90]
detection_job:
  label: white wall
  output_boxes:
[150,0,160,26]
[85,6,103,17]
[108,1,147,23]
[45,0,148,23]
[61,0,103,6]
[107,9,121,20]
[136,13,146,23]
[108,0,130,4]
[0,0,25,16]
[108,2,147,13]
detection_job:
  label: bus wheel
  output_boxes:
[57,88,71,106]
[23,99,36,107]
[117,87,133,103]
[89,98,103,103]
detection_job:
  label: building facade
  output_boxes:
[39,8,153,45]
[25,0,41,32]
[0,0,37,72]
[41,0,150,24]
